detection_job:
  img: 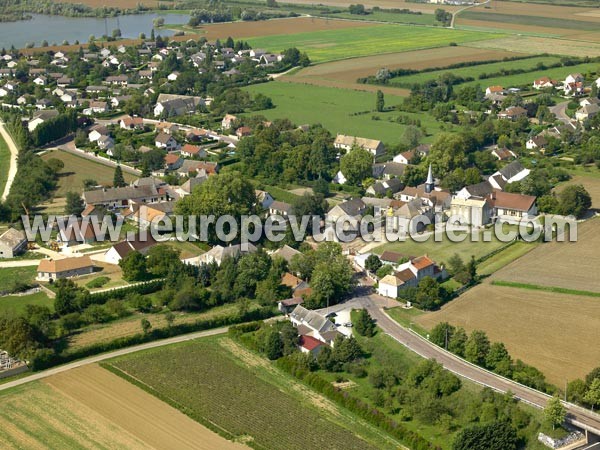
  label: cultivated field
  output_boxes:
[491,219,600,293]
[196,16,374,41]
[285,46,520,94]
[556,172,600,210]
[466,36,600,57]
[108,336,402,449]
[243,82,445,143]
[0,379,150,449]
[416,283,600,386]
[41,149,135,197]
[245,25,497,63]
[44,364,245,449]
[458,11,600,33]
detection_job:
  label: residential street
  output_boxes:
[551,100,577,127]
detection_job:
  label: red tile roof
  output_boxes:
[300,335,325,351]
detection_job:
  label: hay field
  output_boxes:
[465,35,600,57]
[244,25,497,63]
[416,283,600,386]
[284,46,520,94]
[556,172,600,210]
[44,364,245,449]
[0,379,147,449]
[491,219,600,293]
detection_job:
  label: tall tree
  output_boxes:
[113,165,126,188]
[340,146,373,186]
[465,330,490,366]
[64,191,85,216]
[544,396,566,429]
[376,90,384,112]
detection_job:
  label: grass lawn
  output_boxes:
[384,307,429,337]
[388,55,562,87]
[0,266,37,290]
[372,230,510,266]
[245,25,498,63]
[0,131,10,196]
[106,335,401,449]
[263,185,302,204]
[243,82,447,144]
[41,150,136,197]
[0,291,53,314]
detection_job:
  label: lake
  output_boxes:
[0,12,190,49]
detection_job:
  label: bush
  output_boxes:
[86,276,110,289]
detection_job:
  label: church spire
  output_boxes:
[425,164,434,194]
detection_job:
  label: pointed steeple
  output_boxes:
[425,164,434,194]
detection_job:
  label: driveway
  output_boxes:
[551,100,577,127]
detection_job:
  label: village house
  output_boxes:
[376,254,446,299]
[221,113,238,130]
[97,135,114,151]
[271,245,301,264]
[193,243,257,266]
[289,305,343,347]
[526,135,548,151]
[449,195,492,227]
[488,190,537,223]
[83,101,108,116]
[333,134,384,157]
[164,153,183,171]
[0,228,27,259]
[236,126,252,138]
[491,146,517,160]
[255,190,275,209]
[57,219,102,247]
[131,202,177,228]
[119,115,144,130]
[269,201,294,218]
[155,133,178,151]
[180,143,207,159]
[366,178,403,197]
[576,103,600,122]
[104,234,158,265]
[533,77,557,90]
[277,297,304,315]
[83,184,168,209]
[281,272,312,298]
[36,256,95,282]
[28,110,58,132]
[88,124,109,143]
[485,85,504,96]
[153,93,204,117]
[497,106,527,121]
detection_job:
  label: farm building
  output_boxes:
[36,256,95,282]
[0,228,27,259]
[334,135,384,157]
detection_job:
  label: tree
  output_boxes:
[355,309,376,337]
[449,327,467,357]
[486,342,512,376]
[415,277,443,310]
[465,330,490,366]
[65,191,85,216]
[453,422,517,450]
[376,90,384,112]
[119,251,148,281]
[257,326,283,360]
[584,378,600,411]
[586,366,600,387]
[430,322,455,349]
[403,125,422,149]
[558,184,591,218]
[364,254,382,273]
[308,256,355,309]
[544,396,566,429]
[141,318,152,335]
[113,165,126,188]
[340,147,373,186]
[146,245,182,277]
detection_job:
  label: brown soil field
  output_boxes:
[491,218,600,293]
[196,16,374,41]
[479,1,600,22]
[58,0,171,7]
[0,380,148,449]
[466,36,600,57]
[282,46,522,95]
[416,283,600,386]
[45,364,246,450]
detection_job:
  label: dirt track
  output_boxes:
[45,364,246,450]
[0,122,19,201]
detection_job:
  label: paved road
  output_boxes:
[0,121,19,201]
[551,100,577,127]
[0,327,228,392]
[451,0,491,29]
[354,294,600,435]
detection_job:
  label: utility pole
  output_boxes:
[564,379,568,402]
[445,327,449,350]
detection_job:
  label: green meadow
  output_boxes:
[243,82,448,144]
[245,25,499,63]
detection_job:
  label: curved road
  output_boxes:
[451,0,491,29]
[357,294,600,436]
[0,121,19,201]
[0,327,228,392]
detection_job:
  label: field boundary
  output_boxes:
[102,362,239,442]
[491,280,600,298]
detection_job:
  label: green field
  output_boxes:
[325,11,437,26]
[245,25,498,63]
[0,291,52,315]
[460,11,600,31]
[477,241,538,276]
[243,82,446,144]
[389,55,563,87]
[107,336,401,449]
[0,132,10,197]
[0,266,37,289]
[41,150,136,197]
[373,231,510,265]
